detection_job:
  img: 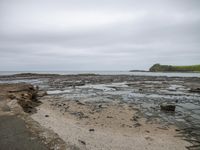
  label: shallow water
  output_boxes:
[0,79,43,84]
[0,71,200,77]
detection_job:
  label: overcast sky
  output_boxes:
[0,0,200,71]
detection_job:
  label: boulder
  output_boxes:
[160,102,176,111]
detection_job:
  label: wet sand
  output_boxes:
[0,73,200,150]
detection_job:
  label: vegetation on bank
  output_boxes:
[149,64,200,72]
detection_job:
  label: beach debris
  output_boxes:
[160,102,176,111]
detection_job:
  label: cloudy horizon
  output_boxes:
[0,0,200,71]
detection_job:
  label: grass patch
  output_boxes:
[150,64,200,72]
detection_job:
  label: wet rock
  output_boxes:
[61,81,85,87]
[189,88,200,93]
[98,104,102,108]
[160,102,176,111]
[139,88,143,92]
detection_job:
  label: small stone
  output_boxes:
[75,100,85,105]
[78,140,86,145]
[134,123,141,127]
[107,116,113,118]
[98,104,102,108]
[45,115,49,117]
[89,129,95,132]
[145,130,150,133]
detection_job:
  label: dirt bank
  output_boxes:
[0,83,66,150]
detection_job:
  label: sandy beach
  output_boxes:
[32,97,190,150]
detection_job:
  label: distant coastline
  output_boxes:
[149,64,200,72]
[129,70,148,72]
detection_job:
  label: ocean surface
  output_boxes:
[0,71,200,77]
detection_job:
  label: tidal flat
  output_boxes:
[0,73,200,150]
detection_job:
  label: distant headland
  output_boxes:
[149,64,200,72]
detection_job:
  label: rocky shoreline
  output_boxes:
[0,73,200,150]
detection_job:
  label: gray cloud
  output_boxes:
[0,0,200,71]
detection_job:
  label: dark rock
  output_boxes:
[78,140,86,145]
[45,115,49,117]
[139,88,143,92]
[75,100,85,105]
[131,116,139,121]
[134,122,142,127]
[106,116,113,118]
[145,130,150,133]
[89,129,95,132]
[160,102,176,111]
[98,104,102,108]
[189,88,200,93]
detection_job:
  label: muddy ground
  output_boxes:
[0,73,200,150]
